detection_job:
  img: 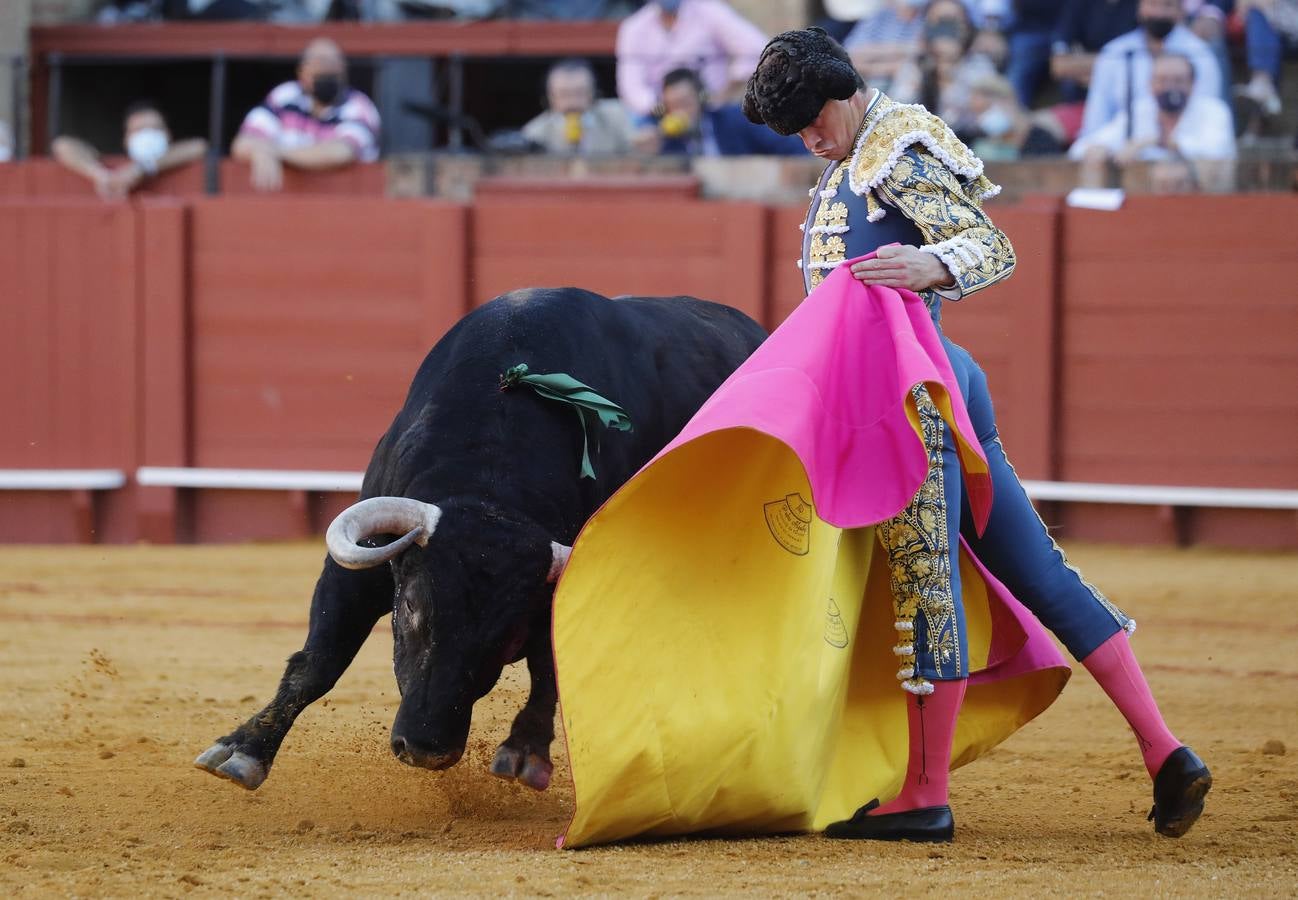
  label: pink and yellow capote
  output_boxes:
[552,258,1070,848]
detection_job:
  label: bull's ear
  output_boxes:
[546,542,572,584]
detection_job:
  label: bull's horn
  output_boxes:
[547,542,572,584]
[326,497,443,570]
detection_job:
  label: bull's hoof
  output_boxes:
[194,742,268,790]
[489,744,552,791]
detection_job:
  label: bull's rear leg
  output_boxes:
[490,628,558,791]
[195,559,393,789]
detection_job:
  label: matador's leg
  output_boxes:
[956,350,1210,837]
[827,386,966,840]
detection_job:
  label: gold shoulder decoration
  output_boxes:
[846,95,1000,220]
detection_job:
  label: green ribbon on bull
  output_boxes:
[499,363,633,480]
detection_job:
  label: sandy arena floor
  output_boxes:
[1,542,1296,897]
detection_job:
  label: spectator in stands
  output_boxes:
[633,67,806,156]
[615,0,767,118]
[51,101,206,200]
[1003,1,1066,107]
[0,122,11,163]
[522,58,634,155]
[842,0,926,88]
[967,72,1065,159]
[1237,0,1298,116]
[232,38,380,192]
[1070,52,1235,191]
[1051,0,1138,102]
[1077,0,1224,144]
[889,0,995,135]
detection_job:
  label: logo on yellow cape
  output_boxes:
[825,598,849,649]
[764,492,813,555]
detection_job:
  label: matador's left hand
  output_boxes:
[850,244,955,293]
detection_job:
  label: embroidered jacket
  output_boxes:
[799,92,1015,312]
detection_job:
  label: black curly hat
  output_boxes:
[742,27,864,136]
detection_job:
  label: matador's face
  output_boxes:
[797,96,860,162]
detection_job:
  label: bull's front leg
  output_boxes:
[489,626,558,791]
[194,559,393,789]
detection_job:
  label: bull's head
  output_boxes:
[325,496,570,771]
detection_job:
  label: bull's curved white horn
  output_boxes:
[547,542,572,584]
[326,497,442,570]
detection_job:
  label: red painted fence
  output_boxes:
[1,190,1296,548]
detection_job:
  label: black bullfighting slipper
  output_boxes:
[823,799,954,843]
[1149,746,1212,838]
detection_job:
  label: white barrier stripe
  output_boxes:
[0,470,126,490]
[1022,480,1298,510]
[135,467,363,492]
[5,468,1293,510]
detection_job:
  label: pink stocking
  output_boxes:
[1081,630,1181,778]
[870,678,966,815]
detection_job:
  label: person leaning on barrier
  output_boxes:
[51,101,207,201]
[521,59,635,156]
[232,37,381,192]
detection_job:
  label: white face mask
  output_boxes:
[126,127,169,169]
[977,106,1013,139]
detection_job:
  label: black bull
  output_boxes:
[195,288,767,791]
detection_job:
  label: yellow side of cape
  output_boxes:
[553,429,1065,848]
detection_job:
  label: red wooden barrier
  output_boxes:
[1,192,1295,547]
[0,158,207,198]
[181,198,468,541]
[1057,194,1298,547]
[217,160,387,197]
[0,200,140,542]
[0,159,384,198]
[471,198,769,326]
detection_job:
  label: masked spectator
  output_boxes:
[615,0,767,118]
[521,59,634,155]
[232,38,381,192]
[1077,0,1225,144]
[51,101,207,200]
[1071,52,1235,191]
[967,72,1065,160]
[889,0,995,135]
[633,67,806,156]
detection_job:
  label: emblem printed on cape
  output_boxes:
[824,598,850,649]
[764,492,813,555]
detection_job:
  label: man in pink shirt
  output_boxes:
[616,0,768,117]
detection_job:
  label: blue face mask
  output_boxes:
[977,106,1013,138]
[658,0,683,13]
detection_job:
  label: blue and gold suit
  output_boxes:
[798,92,1132,694]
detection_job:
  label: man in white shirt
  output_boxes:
[1078,0,1225,142]
[1071,52,1235,191]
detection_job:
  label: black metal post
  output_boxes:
[9,56,22,159]
[206,52,227,196]
[47,51,63,152]
[448,52,464,152]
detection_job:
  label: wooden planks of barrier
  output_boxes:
[1,192,1296,546]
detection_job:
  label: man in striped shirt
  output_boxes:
[232,38,381,192]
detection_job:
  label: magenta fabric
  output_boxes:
[646,255,993,534]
